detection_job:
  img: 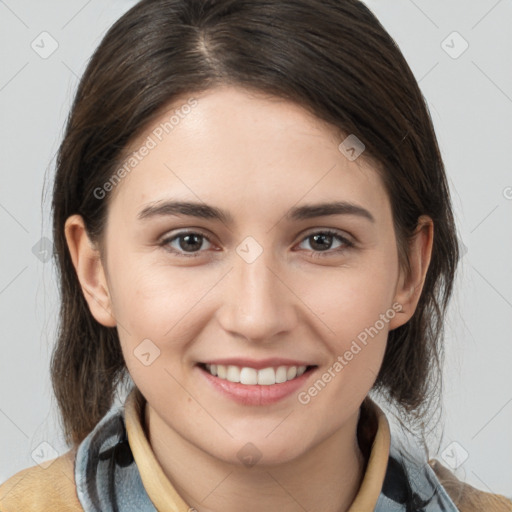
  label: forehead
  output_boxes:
[109,85,389,222]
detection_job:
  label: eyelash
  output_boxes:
[160,229,355,259]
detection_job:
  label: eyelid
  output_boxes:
[160,227,356,260]
[299,227,355,245]
[159,227,214,243]
[159,227,354,246]
[294,229,355,258]
[159,229,217,255]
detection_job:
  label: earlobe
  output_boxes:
[64,214,117,327]
[389,215,434,330]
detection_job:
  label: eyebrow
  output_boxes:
[137,200,375,224]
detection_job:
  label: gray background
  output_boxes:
[0,0,511,498]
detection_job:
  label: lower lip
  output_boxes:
[197,365,316,406]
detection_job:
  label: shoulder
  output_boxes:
[380,442,512,512]
[429,459,512,512]
[0,449,82,511]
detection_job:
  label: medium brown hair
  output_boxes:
[51,0,459,448]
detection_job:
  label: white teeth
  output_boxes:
[257,367,276,385]
[240,367,258,386]
[287,366,297,380]
[217,364,227,379]
[275,366,288,384]
[226,365,240,383]
[204,364,310,385]
[240,367,258,385]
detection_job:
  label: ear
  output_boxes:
[64,214,117,327]
[389,215,434,330]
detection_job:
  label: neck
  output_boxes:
[145,405,367,512]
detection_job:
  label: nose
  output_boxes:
[216,250,298,344]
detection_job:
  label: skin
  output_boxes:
[65,84,433,512]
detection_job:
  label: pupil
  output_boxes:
[312,234,332,251]
[180,234,201,252]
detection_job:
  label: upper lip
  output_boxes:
[200,358,316,370]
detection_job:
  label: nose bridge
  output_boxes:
[218,242,296,342]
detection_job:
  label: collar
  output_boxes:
[124,388,191,512]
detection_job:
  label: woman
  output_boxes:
[1,0,510,510]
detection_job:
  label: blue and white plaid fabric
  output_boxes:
[75,401,459,511]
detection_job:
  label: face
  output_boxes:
[68,84,430,467]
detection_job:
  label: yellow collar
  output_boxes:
[124,387,391,512]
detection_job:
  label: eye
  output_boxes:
[160,231,214,258]
[160,228,354,259]
[297,229,354,258]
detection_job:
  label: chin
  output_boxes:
[203,433,310,468]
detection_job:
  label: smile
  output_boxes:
[204,363,309,385]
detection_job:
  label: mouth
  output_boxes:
[196,361,318,405]
[199,363,316,385]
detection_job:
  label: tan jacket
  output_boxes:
[1,452,511,511]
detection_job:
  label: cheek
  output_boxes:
[302,283,393,413]
[329,283,396,350]
[306,257,398,342]
[109,253,200,333]
[108,255,216,382]
[302,254,397,392]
